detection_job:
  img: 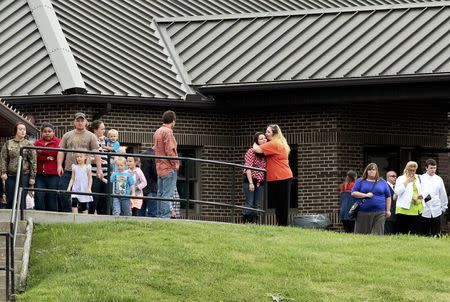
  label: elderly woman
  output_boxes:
[394,161,423,235]
[351,163,391,235]
[0,122,37,209]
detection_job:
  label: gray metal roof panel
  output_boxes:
[51,0,186,98]
[2,0,449,100]
[157,3,450,86]
[0,0,62,96]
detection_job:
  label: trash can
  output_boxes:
[292,214,331,229]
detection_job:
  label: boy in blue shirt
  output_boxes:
[110,157,134,216]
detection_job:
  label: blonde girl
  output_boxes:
[67,152,93,213]
[126,157,147,216]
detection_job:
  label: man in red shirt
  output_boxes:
[153,110,179,218]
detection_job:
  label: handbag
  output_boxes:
[348,180,377,219]
[348,201,361,219]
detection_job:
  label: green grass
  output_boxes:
[18,220,450,302]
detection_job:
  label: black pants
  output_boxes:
[268,178,292,226]
[420,216,441,236]
[384,219,396,235]
[396,214,421,235]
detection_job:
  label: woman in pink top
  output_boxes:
[242,132,267,223]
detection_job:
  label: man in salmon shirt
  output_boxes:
[253,124,293,226]
[153,110,179,218]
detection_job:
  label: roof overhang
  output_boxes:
[198,74,450,108]
[197,73,450,93]
[0,99,39,137]
[3,94,216,110]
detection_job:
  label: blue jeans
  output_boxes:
[157,171,177,218]
[243,183,264,218]
[112,197,131,216]
[58,171,72,212]
[5,174,29,209]
[35,174,60,211]
[139,192,157,217]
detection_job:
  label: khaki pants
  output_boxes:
[355,211,386,235]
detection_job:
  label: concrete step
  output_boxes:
[0,261,22,279]
[0,248,24,262]
[0,221,27,234]
[0,235,25,248]
[0,272,20,287]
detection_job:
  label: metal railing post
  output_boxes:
[10,155,23,224]
[5,234,10,301]
[263,173,268,225]
[231,166,236,224]
[106,153,112,215]
[184,159,189,219]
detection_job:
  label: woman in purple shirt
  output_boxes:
[351,163,391,235]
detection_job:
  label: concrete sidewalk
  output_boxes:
[0,209,164,224]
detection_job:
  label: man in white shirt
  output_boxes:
[420,159,448,236]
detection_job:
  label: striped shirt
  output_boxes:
[243,148,266,186]
[91,137,108,175]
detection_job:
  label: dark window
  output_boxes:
[177,147,199,209]
[289,145,298,208]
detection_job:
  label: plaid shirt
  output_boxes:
[243,148,266,186]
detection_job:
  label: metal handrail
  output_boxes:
[4,145,267,299]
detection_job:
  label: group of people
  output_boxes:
[340,159,448,236]
[242,125,293,226]
[0,110,181,219]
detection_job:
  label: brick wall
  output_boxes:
[11,100,449,227]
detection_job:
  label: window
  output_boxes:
[177,147,200,209]
[289,145,298,208]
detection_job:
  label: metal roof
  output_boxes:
[0,0,62,96]
[1,0,449,100]
[156,1,450,86]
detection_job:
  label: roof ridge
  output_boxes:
[27,0,86,94]
[154,0,450,22]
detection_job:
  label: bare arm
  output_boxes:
[131,184,136,197]
[92,148,103,179]
[57,151,65,176]
[252,143,263,154]
[385,197,392,218]
[87,169,93,192]
[351,191,373,199]
[67,169,76,191]
[246,170,255,191]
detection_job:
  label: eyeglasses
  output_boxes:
[388,175,397,178]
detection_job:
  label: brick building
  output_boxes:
[1,0,450,227]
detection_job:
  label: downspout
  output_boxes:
[27,0,87,94]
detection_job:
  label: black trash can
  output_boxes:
[292,214,331,229]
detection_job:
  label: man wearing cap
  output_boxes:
[57,113,103,212]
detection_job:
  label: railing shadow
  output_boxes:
[3,145,267,300]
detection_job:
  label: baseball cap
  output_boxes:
[74,112,86,119]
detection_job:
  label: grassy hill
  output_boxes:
[18,220,450,301]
